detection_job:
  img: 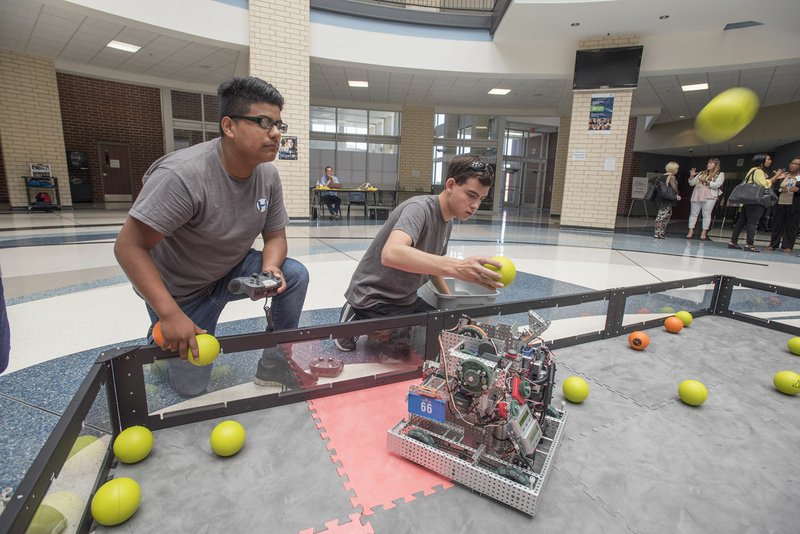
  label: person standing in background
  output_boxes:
[654,161,681,239]
[767,157,800,252]
[686,158,725,241]
[728,154,783,253]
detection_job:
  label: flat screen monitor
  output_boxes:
[573,46,643,90]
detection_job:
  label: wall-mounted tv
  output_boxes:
[573,46,644,90]
[66,150,89,169]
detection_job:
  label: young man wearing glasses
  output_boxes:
[115,76,314,396]
[334,154,503,359]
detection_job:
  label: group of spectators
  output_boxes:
[652,154,800,253]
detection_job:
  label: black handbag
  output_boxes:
[655,177,677,202]
[728,170,777,208]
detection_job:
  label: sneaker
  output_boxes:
[254,352,318,390]
[334,302,359,352]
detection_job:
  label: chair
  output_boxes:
[347,191,368,220]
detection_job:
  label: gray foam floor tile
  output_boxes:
[98,402,355,533]
[365,465,633,533]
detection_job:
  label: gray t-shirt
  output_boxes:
[345,195,452,309]
[130,138,289,302]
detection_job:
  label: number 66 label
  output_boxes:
[408,393,445,422]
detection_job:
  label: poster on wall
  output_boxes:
[588,94,614,133]
[279,136,298,160]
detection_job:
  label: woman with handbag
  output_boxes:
[686,158,725,241]
[654,161,681,239]
[728,154,782,252]
[767,157,800,252]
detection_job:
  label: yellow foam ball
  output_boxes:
[773,370,800,396]
[27,504,66,534]
[484,256,516,287]
[678,380,708,406]
[113,426,153,464]
[674,311,693,327]
[188,334,221,366]
[694,87,759,143]
[562,376,589,403]
[210,420,246,457]
[787,337,800,356]
[90,478,141,526]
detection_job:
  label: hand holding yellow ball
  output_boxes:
[483,256,516,287]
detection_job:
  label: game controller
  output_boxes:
[227,272,282,300]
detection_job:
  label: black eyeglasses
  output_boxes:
[227,115,288,134]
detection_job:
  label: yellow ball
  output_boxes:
[787,337,800,356]
[694,87,759,143]
[678,379,708,406]
[562,376,589,403]
[188,334,221,366]
[28,504,66,534]
[90,478,141,526]
[773,370,800,396]
[113,426,153,464]
[674,311,693,327]
[210,420,246,457]
[484,256,516,287]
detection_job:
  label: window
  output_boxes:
[309,107,400,189]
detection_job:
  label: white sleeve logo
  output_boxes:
[256,198,268,212]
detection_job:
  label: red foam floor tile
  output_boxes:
[308,379,453,514]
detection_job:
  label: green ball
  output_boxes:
[210,420,246,457]
[773,370,800,396]
[787,337,800,356]
[27,504,66,534]
[187,334,221,366]
[68,435,98,460]
[113,426,153,464]
[150,359,168,377]
[484,256,516,287]
[695,87,760,143]
[659,306,675,314]
[674,311,693,327]
[90,478,141,526]
[678,380,708,406]
[562,376,589,403]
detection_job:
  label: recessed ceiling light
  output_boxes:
[679,115,686,119]
[570,22,580,27]
[348,80,368,88]
[107,40,141,53]
[681,83,708,92]
[659,15,670,20]
[488,88,510,95]
[474,126,488,130]
[736,144,744,147]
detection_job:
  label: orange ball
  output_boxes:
[152,321,164,346]
[628,331,650,350]
[664,316,683,334]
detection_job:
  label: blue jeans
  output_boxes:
[146,250,309,396]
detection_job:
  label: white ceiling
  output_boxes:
[1,0,798,155]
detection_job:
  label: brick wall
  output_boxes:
[57,73,164,202]
[559,35,639,229]
[398,106,434,196]
[0,142,6,203]
[249,0,310,218]
[615,116,639,215]
[550,116,571,216]
[0,50,70,208]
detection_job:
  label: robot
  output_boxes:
[387,311,567,516]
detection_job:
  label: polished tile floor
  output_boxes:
[0,207,797,498]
